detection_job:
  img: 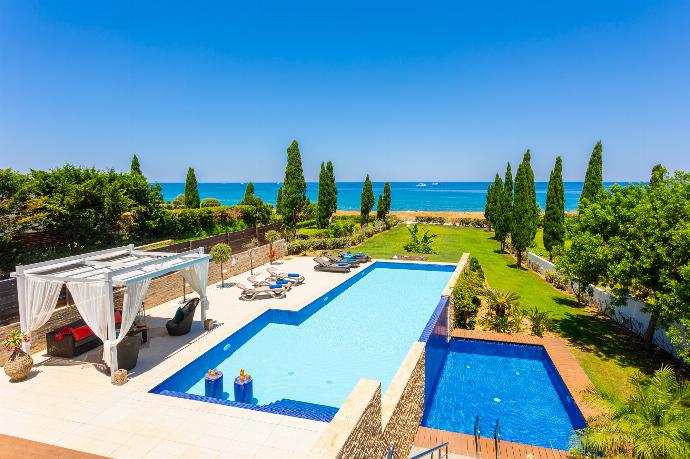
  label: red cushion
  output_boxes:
[55,327,74,341]
[71,325,94,341]
[114,310,122,324]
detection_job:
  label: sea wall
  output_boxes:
[526,251,679,357]
[0,240,286,365]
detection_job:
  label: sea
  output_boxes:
[158,182,625,212]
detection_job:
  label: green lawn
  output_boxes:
[355,224,679,401]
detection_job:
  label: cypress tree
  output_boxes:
[512,150,539,267]
[326,161,338,217]
[503,162,513,234]
[184,167,200,208]
[492,174,510,251]
[317,163,332,228]
[376,182,391,219]
[130,154,142,175]
[382,182,391,214]
[242,182,255,203]
[543,156,565,260]
[279,140,307,234]
[276,186,284,214]
[484,182,495,231]
[580,141,603,210]
[360,174,375,225]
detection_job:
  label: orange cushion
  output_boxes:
[114,310,122,324]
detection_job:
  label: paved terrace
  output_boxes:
[0,256,365,459]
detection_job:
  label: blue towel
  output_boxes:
[276,279,289,284]
[337,263,349,267]
[269,284,282,289]
[287,273,300,277]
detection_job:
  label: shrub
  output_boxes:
[469,256,484,279]
[403,224,437,254]
[172,194,186,208]
[286,219,390,254]
[452,268,483,329]
[545,271,567,290]
[528,307,553,337]
[451,217,489,228]
[415,215,446,224]
[201,198,222,207]
[297,228,331,239]
[296,219,316,229]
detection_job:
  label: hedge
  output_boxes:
[452,256,485,329]
[287,217,398,254]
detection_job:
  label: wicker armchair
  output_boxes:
[166,297,200,336]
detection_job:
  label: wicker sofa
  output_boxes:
[46,311,123,358]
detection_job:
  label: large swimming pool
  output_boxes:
[423,339,586,450]
[152,262,454,415]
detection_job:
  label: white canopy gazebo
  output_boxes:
[10,245,211,383]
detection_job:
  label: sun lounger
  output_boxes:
[313,257,351,273]
[266,267,305,285]
[336,249,371,262]
[324,252,360,267]
[247,274,292,291]
[236,282,287,300]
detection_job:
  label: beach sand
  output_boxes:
[335,210,485,220]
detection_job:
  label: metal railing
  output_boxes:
[494,418,501,459]
[409,442,449,459]
[474,415,481,458]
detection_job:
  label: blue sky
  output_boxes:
[1,1,689,182]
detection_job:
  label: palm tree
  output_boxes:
[574,365,690,459]
[483,288,519,318]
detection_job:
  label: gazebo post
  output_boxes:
[106,278,118,383]
[15,267,30,354]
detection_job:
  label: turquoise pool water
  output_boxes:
[153,262,454,409]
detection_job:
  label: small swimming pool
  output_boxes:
[423,339,586,450]
[152,261,454,417]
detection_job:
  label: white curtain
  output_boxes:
[67,281,113,365]
[181,260,210,321]
[102,278,151,370]
[19,275,63,352]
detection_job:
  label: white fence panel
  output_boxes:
[526,251,679,357]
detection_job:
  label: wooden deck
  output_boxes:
[415,426,571,459]
[0,434,107,459]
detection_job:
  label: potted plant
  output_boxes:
[3,330,33,382]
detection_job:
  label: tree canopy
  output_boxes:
[278,140,307,234]
[511,150,539,267]
[184,167,200,208]
[360,174,375,225]
[376,182,391,219]
[317,161,337,228]
[241,182,255,204]
[580,140,604,210]
[130,154,142,175]
[543,156,565,259]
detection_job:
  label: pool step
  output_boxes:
[265,399,340,422]
[157,390,339,422]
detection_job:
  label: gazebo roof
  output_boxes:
[12,245,211,286]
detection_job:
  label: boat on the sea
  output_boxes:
[416,182,427,187]
[432,182,439,185]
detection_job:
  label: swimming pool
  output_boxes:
[423,339,586,450]
[152,262,454,417]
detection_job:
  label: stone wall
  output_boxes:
[381,342,426,459]
[309,343,426,459]
[0,240,286,365]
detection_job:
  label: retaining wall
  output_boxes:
[309,343,425,459]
